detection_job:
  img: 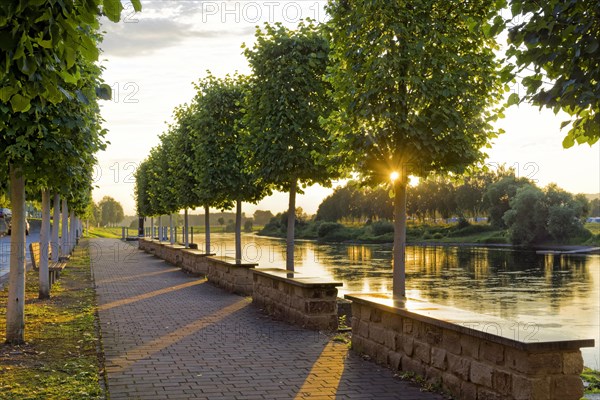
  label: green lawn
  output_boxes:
[0,242,105,399]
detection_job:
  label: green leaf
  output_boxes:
[506,93,520,106]
[559,120,571,130]
[103,0,123,23]
[10,94,31,112]
[96,84,112,100]
[562,134,575,148]
[130,0,143,12]
[0,86,18,102]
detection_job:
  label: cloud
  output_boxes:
[100,1,256,57]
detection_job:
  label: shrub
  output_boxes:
[318,222,344,238]
[371,220,395,236]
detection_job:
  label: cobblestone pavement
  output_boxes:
[91,238,445,400]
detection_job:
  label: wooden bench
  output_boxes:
[29,242,67,287]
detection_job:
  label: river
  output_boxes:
[196,232,600,369]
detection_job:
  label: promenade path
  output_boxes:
[92,238,445,400]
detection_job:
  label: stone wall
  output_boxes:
[139,239,212,276]
[253,269,342,331]
[346,294,593,400]
[206,256,257,296]
[181,249,213,276]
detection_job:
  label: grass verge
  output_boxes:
[0,241,105,399]
[85,226,121,239]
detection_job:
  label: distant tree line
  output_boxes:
[86,196,124,228]
[314,166,594,246]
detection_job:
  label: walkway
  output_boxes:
[91,238,445,400]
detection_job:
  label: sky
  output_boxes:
[94,0,600,216]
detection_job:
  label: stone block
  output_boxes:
[443,329,462,355]
[431,347,447,370]
[402,335,414,357]
[361,305,372,321]
[562,351,583,375]
[460,381,477,400]
[413,340,431,364]
[370,308,382,323]
[477,387,504,400]
[402,356,425,377]
[403,318,414,335]
[469,360,493,387]
[425,325,442,345]
[441,371,462,397]
[351,303,361,320]
[551,375,584,400]
[480,341,504,365]
[425,365,442,383]
[305,300,335,315]
[375,344,388,365]
[358,320,369,338]
[459,333,480,360]
[369,324,386,344]
[505,349,562,375]
[382,312,402,331]
[447,353,470,381]
[492,369,512,395]
[511,374,550,400]
[388,351,402,370]
[384,330,396,349]
[351,316,360,333]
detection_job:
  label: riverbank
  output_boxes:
[0,242,105,399]
[257,219,600,249]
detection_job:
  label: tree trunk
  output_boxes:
[169,214,174,244]
[69,209,75,253]
[286,180,297,271]
[151,217,154,239]
[158,216,162,242]
[6,165,26,344]
[61,199,68,258]
[184,209,189,248]
[39,189,51,299]
[392,179,407,299]
[51,194,60,262]
[204,205,210,255]
[235,200,242,264]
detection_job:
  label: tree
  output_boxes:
[503,184,547,245]
[98,196,124,227]
[590,198,600,216]
[506,0,600,147]
[191,74,253,256]
[253,210,274,226]
[484,174,531,228]
[169,105,202,248]
[244,22,336,271]
[0,0,140,343]
[326,0,506,297]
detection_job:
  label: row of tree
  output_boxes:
[315,170,595,245]
[0,1,140,343]
[136,1,599,300]
[86,196,125,227]
[316,167,597,228]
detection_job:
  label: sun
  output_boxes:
[390,171,400,181]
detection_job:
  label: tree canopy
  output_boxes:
[326,0,507,297]
[506,0,600,147]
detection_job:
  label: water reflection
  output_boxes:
[205,233,599,368]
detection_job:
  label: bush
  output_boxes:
[371,220,395,236]
[432,232,444,239]
[317,222,344,238]
[244,219,253,232]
